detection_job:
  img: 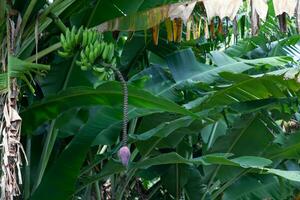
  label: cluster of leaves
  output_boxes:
[1,0,300,200]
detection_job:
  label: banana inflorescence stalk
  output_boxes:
[58,26,130,166]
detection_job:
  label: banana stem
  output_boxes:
[48,12,67,33]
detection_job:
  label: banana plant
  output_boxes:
[2,0,300,200]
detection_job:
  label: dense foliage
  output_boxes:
[1,0,300,199]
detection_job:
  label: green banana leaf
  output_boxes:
[21,82,195,134]
[223,175,287,200]
[194,73,300,112]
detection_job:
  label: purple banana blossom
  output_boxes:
[118,146,131,167]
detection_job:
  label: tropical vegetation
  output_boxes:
[1,0,300,199]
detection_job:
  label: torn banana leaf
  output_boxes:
[203,0,243,21]
[273,0,297,16]
[152,25,160,45]
[192,18,198,39]
[96,5,169,32]
[165,17,173,42]
[173,18,183,42]
[95,1,197,33]
[186,19,192,41]
[217,18,223,35]
[204,19,210,39]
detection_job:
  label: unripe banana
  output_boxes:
[111,57,116,65]
[82,30,88,47]
[75,32,80,45]
[82,58,89,66]
[87,31,92,44]
[102,44,109,60]
[99,42,105,55]
[89,51,95,63]
[65,29,71,48]
[85,46,91,59]
[94,46,100,59]
[107,43,114,62]
[71,27,76,46]
[80,51,88,61]
[92,31,96,42]
[93,67,105,73]
[76,26,83,44]
[81,65,88,71]
[60,34,67,49]
[75,60,82,66]
[58,50,70,58]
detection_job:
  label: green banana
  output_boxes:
[76,26,83,44]
[87,31,92,44]
[94,46,100,60]
[107,43,114,63]
[85,46,91,60]
[75,60,82,66]
[99,42,105,55]
[60,34,67,49]
[89,51,95,63]
[80,51,88,62]
[81,65,88,71]
[93,67,105,73]
[58,50,71,58]
[65,29,72,50]
[58,27,116,78]
[101,44,109,60]
[71,27,76,46]
[94,44,100,57]
[82,29,88,47]
[111,57,116,65]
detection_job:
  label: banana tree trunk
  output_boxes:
[0,18,23,200]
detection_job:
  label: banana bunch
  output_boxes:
[76,40,105,70]
[58,26,83,57]
[58,26,116,81]
[77,40,116,80]
[76,40,116,71]
[82,29,103,47]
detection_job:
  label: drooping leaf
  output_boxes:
[209,114,274,157]
[266,133,300,159]
[195,73,300,112]
[201,120,227,150]
[88,0,183,27]
[165,49,289,88]
[130,116,194,141]
[161,164,201,199]
[96,4,169,32]
[30,109,125,200]
[21,82,195,134]
[223,175,286,200]
[267,169,300,183]
[130,65,180,100]
[130,152,272,169]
